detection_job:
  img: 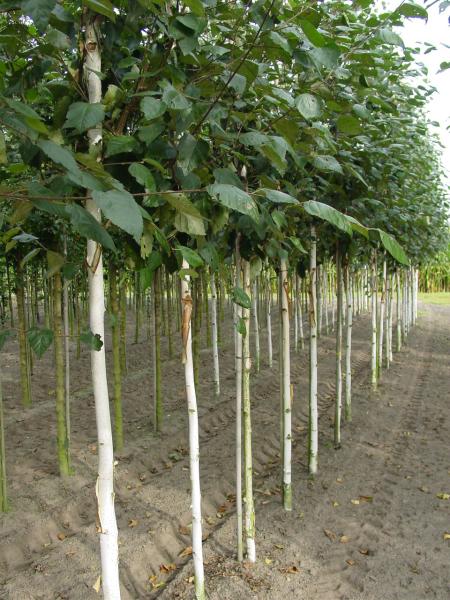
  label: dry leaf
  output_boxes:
[274,544,284,550]
[358,548,369,555]
[443,532,450,540]
[340,535,350,544]
[279,565,299,574]
[351,499,360,505]
[128,519,138,528]
[332,501,339,507]
[336,478,343,483]
[159,563,176,573]
[179,546,193,557]
[419,485,429,493]
[179,525,190,535]
[264,557,273,565]
[324,529,337,542]
[436,493,450,500]
[346,559,355,566]
[149,575,165,590]
[359,495,373,503]
[92,576,101,594]
[57,533,66,541]
[186,576,194,584]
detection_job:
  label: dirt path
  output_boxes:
[0,302,449,599]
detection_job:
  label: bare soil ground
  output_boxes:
[0,300,449,600]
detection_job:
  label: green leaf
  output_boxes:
[257,188,299,204]
[128,163,156,191]
[346,216,369,239]
[165,192,204,219]
[213,168,243,188]
[184,0,205,16]
[105,135,137,157]
[37,140,80,175]
[296,93,322,120]
[82,0,116,21]
[65,203,116,251]
[236,316,246,337]
[141,97,167,120]
[174,212,205,236]
[378,29,404,48]
[199,243,219,271]
[396,2,428,19]
[300,20,326,47]
[310,45,340,69]
[370,229,409,265]
[47,250,65,277]
[232,287,251,310]
[21,0,56,31]
[207,184,258,220]
[0,330,12,351]
[27,327,54,358]
[63,102,105,133]
[176,245,204,268]
[80,329,103,351]
[302,200,353,236]
[336,115,362,135]
[311,155,343,174]
[92,190,143,243]
[45,28,70,49]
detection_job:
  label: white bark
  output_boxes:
[396,270,402,351]
[371,251,378,391]
[280,258,292,510]
[234,243,243,562]
[266,278,273,368]
[84,17,120,600]
[335,247,343,447]
[242,260,255,562]
[344,265,353,422]
[309,226,318,474]
[378,259,386,376]
[252,279,260,372]
[180,260,205,599]
[210,272,220,397]
[298,276,305,350]
[63,237,71,469]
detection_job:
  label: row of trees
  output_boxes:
[0,0,448,598]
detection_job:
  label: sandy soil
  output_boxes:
[0,300,449,600]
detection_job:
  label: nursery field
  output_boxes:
[1,298,449,600]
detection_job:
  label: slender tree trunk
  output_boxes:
[63,243,71,471]
[242,259,256,562]
[371,250,378,391]
[53,272,70,476]
[109,263,123,451]
[378,259,386,377]
[309,226,318,474]
[153,269,162,433]
[0,367,8,512]
[334,246,343,448]
[210,271,220,397]
[16,262,31,407]
[119,282,127,376]
[165,270,173,358]
[234,239,243,562]
[5,258,14,327]
[280,258,292,510]
[180,259,205,600]
[252,278,260,373]
[266,275,273,368]
[344,263,353,422]
[84,16,120,599]
[396,270,402,352]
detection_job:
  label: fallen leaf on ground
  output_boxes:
[359,495,373,503]
[179,525,190,535]
[419,486,429,493]
[179,546,193,557]
[128,519,138,528]
[436,493,450,500]
[351,499,360,505]
[159,563,176,573]
[149,575,165,590]
[358,548,369,555]
[332,501,339,507]
[340,535,350,543]
[279,565,300,574]
[324,529,337,541]
[274,544,284,550]
[92,576,101,593]
[57,533,66,541]
[346,559,355,566]
[443,532,450,540]
[264,557,273,565]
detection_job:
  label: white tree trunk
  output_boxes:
[63,237,71,470]
[84,17,120,600]
[378,259,386,376]
[309,226,318,474]
[234,242,243,562]
[242,260,255,562]
[371,251,378,391]
[180,260,205,599]
[210,272,220,397]
[396,270,402,351]
[266,277,273,368]
[252,279,260,372]
[335,247,343,447]
[297,276,305,349]
[344,264,353,422]
[280,258,292,510]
